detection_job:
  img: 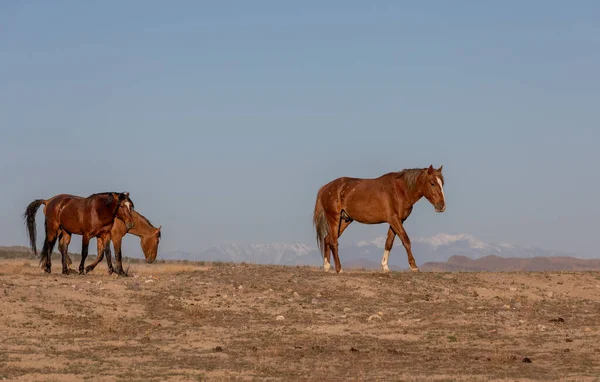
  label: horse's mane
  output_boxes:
[88,192,134,209]
[396,169,423,192]
[135,211,161,238]
[90,192,115,197]
[396,168,444,192]
[88,192,116,207]
[137,212,154,228]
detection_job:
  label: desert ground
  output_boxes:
[1,256,600,381]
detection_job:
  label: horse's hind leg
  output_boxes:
[326,215,351,274]
[323,240,332,272]
[330,236,342,274]
[40,222,59,274]
[58,231,72,275]
[79,236,90,275]
[381,226,395,273]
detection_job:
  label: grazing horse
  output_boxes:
[23,192,135,275]
[61,210,162,276]
[313,165,446,273]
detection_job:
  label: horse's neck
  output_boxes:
[405,190,423,207]
[129,214,155,238]
[397,173,424,206]
[96,198,120,224]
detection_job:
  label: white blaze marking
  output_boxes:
[436,177,445,204]
[381,250,390,272]
[124,201,131,210]
[323,258,331,272]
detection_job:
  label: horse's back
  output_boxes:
[319,176,378,211]
[322,172,395,193]
[44,194,80,214]
[43,194,86,230]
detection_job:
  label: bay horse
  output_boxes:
[60,210,162,276]
[312,165,446,273]
[23,192,135,275]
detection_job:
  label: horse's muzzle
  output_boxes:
[126,222,135,230]
[435,205,446,213]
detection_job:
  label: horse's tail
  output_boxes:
[23,199,46,256]
[313,185,329,257]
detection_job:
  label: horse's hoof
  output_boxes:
[337,269,343,274]
[381,266,390,273]
[410,267,420,273]
[44,268,51,274]
[62,269,69,275]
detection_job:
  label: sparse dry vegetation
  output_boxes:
[1,253,600,381]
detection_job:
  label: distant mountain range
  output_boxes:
[2,233,598,272]
[160,233,583,270]
[419,254,600,272]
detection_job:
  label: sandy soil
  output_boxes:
[1,258,600,381]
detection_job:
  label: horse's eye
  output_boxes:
[431,182,435,186]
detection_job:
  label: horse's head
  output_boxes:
[421,165,446,213]
[116,192,135,230]
[141,225,161,263]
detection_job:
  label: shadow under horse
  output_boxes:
[61,210,162,276]
[313,165,446,273]
[23,192,135,275]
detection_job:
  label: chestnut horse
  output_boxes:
[23,192,135,275]
[313,165,446,273]
[61,210,162,276]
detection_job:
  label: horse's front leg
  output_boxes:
[389,218,419,272]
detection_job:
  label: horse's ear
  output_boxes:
[123,192,129,198]
[158,225,162,231]
[437,165,443,173]
[427,165,434,174]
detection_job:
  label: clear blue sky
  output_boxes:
[1,1,599,258]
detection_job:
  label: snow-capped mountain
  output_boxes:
[199,243,315,265]
[162,243,320,266]
[161,233,576,268]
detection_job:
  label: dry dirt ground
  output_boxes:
[1,258,600,381]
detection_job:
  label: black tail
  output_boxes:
[23,199,45,255]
